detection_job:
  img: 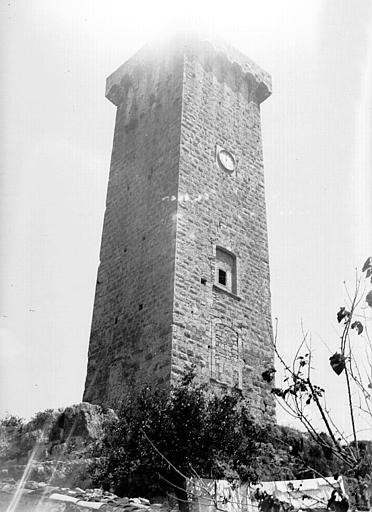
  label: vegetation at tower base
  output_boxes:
[263,258,372,510]
[87,371,367,505]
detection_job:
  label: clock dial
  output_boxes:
[217,148,235,172]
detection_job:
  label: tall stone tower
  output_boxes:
[83,35,275,419]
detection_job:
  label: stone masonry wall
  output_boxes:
[84,44,184,405]
[84,36,275,419]
[171,40,275,419]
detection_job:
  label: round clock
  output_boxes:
[217,148,236,172]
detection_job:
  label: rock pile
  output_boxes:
[0,404,178,511]
[0,479,174,512]
[0,403,118,490]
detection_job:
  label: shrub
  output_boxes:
[89,371,346,500]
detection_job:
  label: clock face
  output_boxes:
[217,148,235,172]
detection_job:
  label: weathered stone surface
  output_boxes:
[0,403,117,490]
[49,403,117,444]
[83,34,275,421]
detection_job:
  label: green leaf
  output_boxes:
[351,321,363,335]
[362,257,372,273]
[261,368,276,383]
[271,387,284,397]
[366,290,372,307]
[337,307,350,324]
[329,353,346,375]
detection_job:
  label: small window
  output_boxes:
[218,269,227,286]
[215,247,237,294]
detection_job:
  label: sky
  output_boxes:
[1,0,372,440]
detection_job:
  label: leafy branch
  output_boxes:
[264,258,372,509]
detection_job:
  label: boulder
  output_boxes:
[49,403,117,444]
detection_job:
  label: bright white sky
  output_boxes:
[1,0,372,441]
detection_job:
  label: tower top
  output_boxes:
[106,33,272,106]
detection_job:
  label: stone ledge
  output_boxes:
[212,284,242,301]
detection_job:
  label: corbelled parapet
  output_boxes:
[106,34,271,107]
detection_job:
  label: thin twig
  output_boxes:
[344,367,359,458]
[140,428,188,481]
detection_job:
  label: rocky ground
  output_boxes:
[0,479,174,511]
[0,403,176,512]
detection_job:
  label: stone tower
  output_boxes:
[83,35,275,419]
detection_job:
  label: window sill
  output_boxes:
[212,284,241,301]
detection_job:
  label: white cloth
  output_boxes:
[187,477,346,512]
